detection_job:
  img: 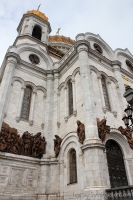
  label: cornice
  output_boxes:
[89,48,112,65]
[111,60,122,67]
[74,39,90,51]
[58,50,76,72]
[6,52,21,62]
[19,59,47,75]
[48,45,65,58]
[0,152,58,165]
[13,35,48,50]
[121,68,133,80]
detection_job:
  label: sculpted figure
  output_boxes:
[54,135,62,157]
[0,137,7,151]
[77,120,85,144]
[97,118,110,142]
[32,132,41,158]
[32,132,46,158]
[9,127,18,154]
[39,136,46,158]
[22,131,33,156]
[118,126,133,149]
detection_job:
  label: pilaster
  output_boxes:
[52,72,60,135]
[64,86,68,123]
[0,56,17,130]
[44,73,54,156]
[112,62,127,109]
[16,86,26,122]
[72,79,77,116]
[97,76,106,113]
[29,90,37,126]
[106,81,117,117]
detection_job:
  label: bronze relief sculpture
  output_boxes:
[97,118,110,142]
[118,126,133,149]
[54,135,62,157]
[0,122,46,158]
[77,120,85,144]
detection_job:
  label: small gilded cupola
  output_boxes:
[16,6,51,44]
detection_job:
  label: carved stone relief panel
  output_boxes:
[0,163,39,194]
[0,176,7,186]
[9,168,26,187]
[1,166,9,174]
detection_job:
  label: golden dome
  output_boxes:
[26,10,48,22]
[48,35,75,45]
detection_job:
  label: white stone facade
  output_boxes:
[0,10,133,200]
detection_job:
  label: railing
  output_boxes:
[106,185,133,200]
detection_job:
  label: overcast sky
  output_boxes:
[0,0,133,65]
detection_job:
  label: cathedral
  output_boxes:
[0,8,133,200]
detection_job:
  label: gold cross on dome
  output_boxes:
[37,4,41,11]
[56,28,61,35]
[123,75,129,86]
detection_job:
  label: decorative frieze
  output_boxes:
[0,122,46,158]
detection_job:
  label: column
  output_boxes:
[77,43,99,140]
[15,86,25,122]
[112,62,127,109]
[72,79,77,116]
[29,91,36,126]
[97,76,106,113]
[0,56,17,130]
[107,81,117,117]
[76,35,110,199]
[64,86,68,122]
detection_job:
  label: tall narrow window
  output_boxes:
[68,80,73,115]
[101,76,110,110]
[20,86,32,120]
[69,149,77,184]
[32,25,42,40]
[106,140,128,188]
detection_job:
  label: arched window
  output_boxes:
[106,140,128,188]
[69,149,77,184]
[20,86,32,120]
[32,25,42,40]
[101,76,110,110]
[68,80,73,115]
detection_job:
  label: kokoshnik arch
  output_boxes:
[0,8,133,200]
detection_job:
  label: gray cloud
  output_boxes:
[0,0,133,65]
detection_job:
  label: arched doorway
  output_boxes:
[106,140,128,188]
